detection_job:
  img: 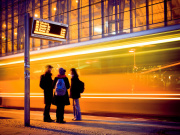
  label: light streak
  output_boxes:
[81,93,180,96]
[81,97,180,100]
[0,95,180,100]
[0,60,24,66]
[141,61,180,74]
[1,37,180,67]
[0,93,180,100]
[1,93,180,96]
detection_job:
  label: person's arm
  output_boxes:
[70,78,74,91]
[70,78,79,92]
[65,77,70,89]
[52,77,57,89]
[39,75,45,90]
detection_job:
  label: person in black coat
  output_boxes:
[70,68,82,120]
[40,65,54,122]
[52,67,70,123]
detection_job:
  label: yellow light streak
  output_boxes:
[82,93,180,96]
[0,95,180,100]
[1,93,180,96]
[1,37,180,66]
[81,97,180,100]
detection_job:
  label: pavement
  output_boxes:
[0,108,180,135]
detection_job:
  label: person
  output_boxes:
[70,68,82,121]
[40,65,54,122]
[52,68,70,123]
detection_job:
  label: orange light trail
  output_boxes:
[1,93,180,96]
[1,93,180,100]
[0,95,180,100]
[1,37,180,66]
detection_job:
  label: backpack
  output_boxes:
[78,80,85,93]
[55,78,67,96]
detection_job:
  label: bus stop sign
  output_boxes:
[30,17,68,42]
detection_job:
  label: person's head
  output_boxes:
[59,67,66,75]
[46,65,53,73]
[71,68,78,78]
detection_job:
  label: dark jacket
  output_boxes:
[70,76,81,99]
[40,72,53,104]
[52,75,70,106]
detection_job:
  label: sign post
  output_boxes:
[24,14,68,126]
[24,13,30,126]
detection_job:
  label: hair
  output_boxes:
[71,68,78,78]
[59,68,65,75]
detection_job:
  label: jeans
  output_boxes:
[56,105,65,122]
[44,104,51,120]
[73,99,81,120]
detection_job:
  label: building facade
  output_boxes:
[0,0,180,56]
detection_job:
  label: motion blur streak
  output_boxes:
[1,37,180,66]
[0,96,180,100]
[0,95,180,100]
[1,30,180,118]
[142,61,180,74]
[1,93,180,96]
[81,97,180,100]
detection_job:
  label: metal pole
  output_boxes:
[130,0,133,33]
[146,0,149,30]
[89,0,92,40]
[115,0,118,34]
[24,13,30,126]
[164,0,167,26]
[134,51,136,68]
[5,0,8,54]
[101,0,104,37]
[78,0,80,42]
[0,0,2,56]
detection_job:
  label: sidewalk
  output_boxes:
[0,108,180,135]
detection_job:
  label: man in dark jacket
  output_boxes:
[40,65,54,122]
[52,67,70,123]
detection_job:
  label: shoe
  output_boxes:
[72,118,81,121]
[60,120,66,123]
[56,120,66,123]
[56,120,60,123]
[44,118,54,122]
